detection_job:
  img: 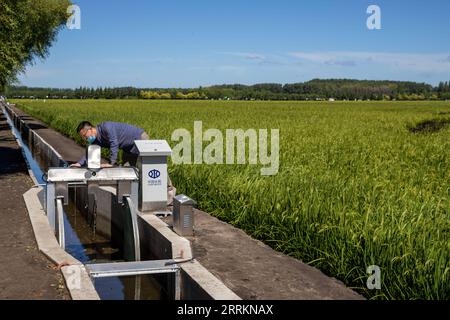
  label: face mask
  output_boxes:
[86,135,96,144]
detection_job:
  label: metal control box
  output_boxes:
[135,140,172,212]
[173,195,195,236]
[87,144,101,169]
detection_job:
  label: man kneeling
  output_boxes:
[71,120,176,205]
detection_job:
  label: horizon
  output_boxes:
[11,78,447,91]
[17,0,450,88]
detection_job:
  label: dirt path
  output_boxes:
[0,107,69,299]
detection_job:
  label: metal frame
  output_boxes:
[47,167,139,183]
[85,260,181,300]
[45,166,182,300]
[56,198,65,250]
[85,260,180,278]
[46,183,56,231]
[45,167,140,241]
[126,196,141,262]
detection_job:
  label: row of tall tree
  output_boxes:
[437,81,450,94]
[5,79,450,100]
[139,90,207,100]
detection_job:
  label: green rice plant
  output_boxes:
[13,98,450,300]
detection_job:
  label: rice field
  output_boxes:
[12,99,450,299]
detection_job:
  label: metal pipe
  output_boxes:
[174,270,181,300]
[125,196,141,262]
[56,198,65,249]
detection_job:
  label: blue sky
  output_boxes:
[19,0,450,88]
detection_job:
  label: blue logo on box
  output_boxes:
[148,169,161,179]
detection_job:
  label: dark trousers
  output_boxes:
[122,132,149,166]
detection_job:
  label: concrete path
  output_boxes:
[0,107,69,299]
[188,209,363,300]
[7,105,85,164]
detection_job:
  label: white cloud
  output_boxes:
[289,51,450,73]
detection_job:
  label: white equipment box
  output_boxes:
[87,144,101,169]
[135,140,172,211]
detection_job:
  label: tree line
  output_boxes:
[4,79,450,101]
[1,3,450,102]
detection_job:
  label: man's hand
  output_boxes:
[101,163,113,168]
[70,163,81,168]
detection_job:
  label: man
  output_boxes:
[71,120,149,167]
[71,120,176,206]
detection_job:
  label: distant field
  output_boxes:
[12,99,450,299]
